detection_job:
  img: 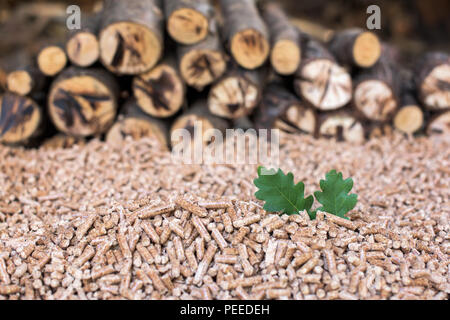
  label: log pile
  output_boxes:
[0,0,449,148]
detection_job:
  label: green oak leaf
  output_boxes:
[254,166,314,217]
[313,170,357,219]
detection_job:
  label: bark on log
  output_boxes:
[208,64,267,119]
[37,44,68,77]
[106,99,169,149]
[260,2,302,75]
[164,0,214,45]
[178,19,227,90]
[66,13,101,67]
[414,52,450,111]
[99,0,164,75]
[294,39,352,111]
[253,82,316,135]
[171,99,228,148]
[48,67,119,137]
[427,110,450,136]
[317,110,365,143]
[328,28,381,68]
[0,92,43,145]
[353,55,401,122]
[219,0,270,70]
[132,57,185,118]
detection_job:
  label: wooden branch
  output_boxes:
[48,67,119,137]
[317,110,365,143]
[414,52,450,111]
[178,19,226,90]
[253,82,316,135]
[0,92,43,145]
[132,57,185,118]
[106,99,169,149]
[208,64,266,119]
[427,110,450,136]
[66,13,101,67]
[219,0,269,70]
[165,0,214,45]
[37,44,67,76]
[294,39,352,111]
[328,28,381,68]
[99,0,164,75]
[260,2,302,75]
[353,55,400,122]
[171,99,228,148]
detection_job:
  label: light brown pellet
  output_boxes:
[137,204,176,219]
[233,214,261,228]
[192,216,211,242]
[141,221,160,244]
[175,198,207,217]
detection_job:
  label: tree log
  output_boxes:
[48,67,119,137]
[99,0,164,75]
[164,0,214,45]
[353,55,400,122]
[106,99,169,149]
[66,13,100,67]
[317,110,365,143]
[393,69,424,135]
[171,99,228,148]
[414,52,450,111]
[42,134,85,150]
[427,110,450,136]
[0,92,43,145]
[37,44,67,77]
[260,2,302,75]
[219,0,269,70]
[294,39,352,111]
[208,65,266,119]
[178,19,226,90]
[253,82,316,135]
[0,51,45,96]
[328,28,381,68]
[132,57,185,118]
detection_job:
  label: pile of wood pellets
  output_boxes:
[0,132,448,300]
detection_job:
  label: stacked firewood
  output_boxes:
[0,0,449,148]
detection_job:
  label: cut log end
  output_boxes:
[106,117,168,149]
[99,22,162,75]
[133,64,184,118]
[271,40,301,75]
[352,31,381,68]
[171,114,216,147]
[167,8,209,45]
[0,93,41,144]
[37,46,67,76]
[427,111,450,135]
[42,134,85,150]
[319,113,364,143]
[276,104,316,134]
[66,32,100,67]
[354,80,398,121]
[180,49,226,90]
[297,59,352,110]
[421,64,450,110]
[6,71,33,96]
[48,73,117,137]
[231,29,270,70]
[209,76,259,119]
[393,105,424,134]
